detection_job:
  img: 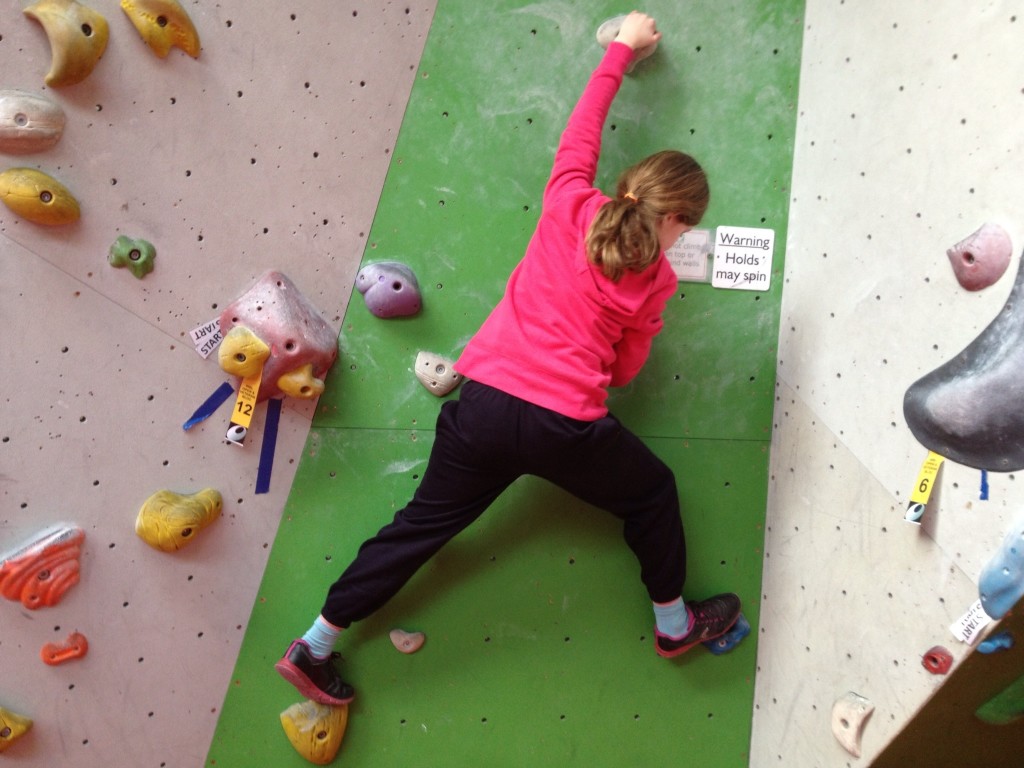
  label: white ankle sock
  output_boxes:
[653,598,693,639]
[301,615,343,659]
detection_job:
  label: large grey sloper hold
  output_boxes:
[903,250,1024,471]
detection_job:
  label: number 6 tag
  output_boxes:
[905,451,944,524]
[226,368,262,446]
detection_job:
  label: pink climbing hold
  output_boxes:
[218,271,338,403]
[946,223,1013,291]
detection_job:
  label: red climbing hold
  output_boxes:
[922,645,953,675]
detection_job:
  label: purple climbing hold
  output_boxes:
[703,612,751,655]
[355,261,422,318]
[979,518,1024,620]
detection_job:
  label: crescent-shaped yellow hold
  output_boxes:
[280,700,349,766]
[0,706,33,754]
[277,363,326,400]
[120,0,201,59]
[135,488,223,552]
[218,325,271,379]
[0,168,80,226]
[23,0,109,87]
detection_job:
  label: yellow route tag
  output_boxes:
[226,369,262,445]
[905,451,944,524]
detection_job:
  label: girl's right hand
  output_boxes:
[614,11,661,51]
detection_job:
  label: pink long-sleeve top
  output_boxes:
[455,41,678,421]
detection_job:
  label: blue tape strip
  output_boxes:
[183,382,235,430]
[980,469,989,501]
[255,398,282,494]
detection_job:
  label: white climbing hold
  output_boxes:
[415,351,462,397]
[596,15,658,72]
[390,628,426,654]
[831,691,874,758]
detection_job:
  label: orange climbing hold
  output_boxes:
[41,631,89,665]
[0,524,85,609]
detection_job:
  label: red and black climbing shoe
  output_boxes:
[275,639,355,705]
[655,593,742,659]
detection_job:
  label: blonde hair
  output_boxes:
[585,150,709,281]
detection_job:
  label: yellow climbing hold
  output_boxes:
[218,325,271,379]
[0,168,80,226]
[120,0,200,59]
[23,0,109,87]
[280,700,348,765]
[135,488,222,552]
[277,363,326,400]
[0,706,33,753]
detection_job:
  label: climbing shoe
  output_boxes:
[655,593,742,658]
[275,639,355,705]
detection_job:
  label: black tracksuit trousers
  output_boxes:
[320,380,686,627]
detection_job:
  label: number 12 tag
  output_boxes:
[226,369,262,446]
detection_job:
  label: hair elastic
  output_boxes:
[623,192,639,203]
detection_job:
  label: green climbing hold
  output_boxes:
[108,235,156,278]
[976,673,1024,725]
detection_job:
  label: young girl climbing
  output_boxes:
[276,10,741,706]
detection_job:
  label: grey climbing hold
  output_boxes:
[903,251,1024,471]
[355,261,422,318]
[595,15,658,73]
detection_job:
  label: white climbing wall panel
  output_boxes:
[0,1,435,765]
[754,1,1024,764]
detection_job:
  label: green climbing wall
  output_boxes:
[207,0,803,765]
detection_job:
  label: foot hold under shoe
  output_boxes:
[275,639,355,705]
[655,593,742,659]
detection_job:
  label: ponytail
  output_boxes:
[585,150,709,282]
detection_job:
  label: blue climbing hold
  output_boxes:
[703,612,751,655]
[978,631,1014,655]
[979,518,1024,620]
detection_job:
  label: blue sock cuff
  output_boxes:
[653,599,692,639]
[301,615,342,659]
